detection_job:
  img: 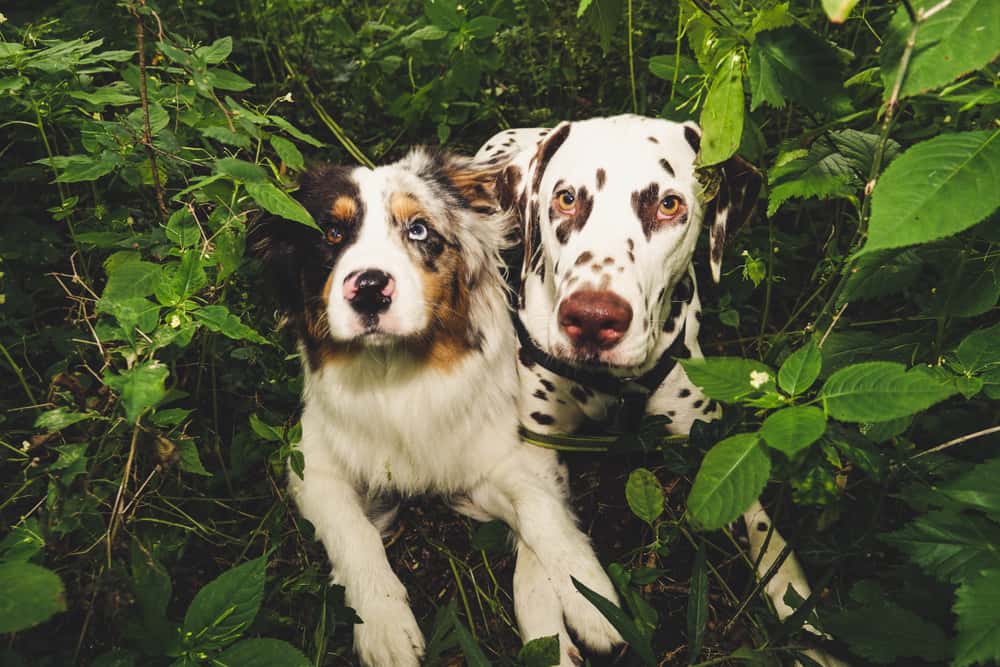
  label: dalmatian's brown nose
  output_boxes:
[558,290,633,350]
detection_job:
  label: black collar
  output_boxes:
[512,312,691,432]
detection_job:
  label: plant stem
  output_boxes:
[913,424,1000,459]
[626,0,637,114]
[106,419,142,566]
[130,0,169,220]
[0,339,37,405]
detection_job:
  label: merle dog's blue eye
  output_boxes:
[407,220,429,241]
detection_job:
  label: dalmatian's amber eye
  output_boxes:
[658,195,684,218]
[554,189,576,214]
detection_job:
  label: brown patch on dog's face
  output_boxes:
[330,195,358,220]
[390,192,423,225]
[415,248,476,370]
[553,185,594,244]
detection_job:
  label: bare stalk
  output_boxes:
[130,0,169,220]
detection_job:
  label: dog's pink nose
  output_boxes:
[343,269,395,315]
[558,290,632,350]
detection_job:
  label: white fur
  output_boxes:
[286,152,622,667]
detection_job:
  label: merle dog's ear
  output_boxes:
[699,156,762,284]
[437,152,503,214]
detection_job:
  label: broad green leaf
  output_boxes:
[883,510,1000,583]
[269,136,304,172]
[214,638,309,667]
[36,152,121,183]
[130,539,172,626]
[245,182,318,229]
[748,27,845,112]
[681,358,776,402]
[194,305,268,344]
[182,556,266,651]
[953,569,1000,667]
[625,468,664,526]
[0,519,44,562]
[0,563,66,633]
[820,362,956,422]
[576,0,594,18]
[207,69,254,92]
[777,339,821,395]
[881,0,1000,99]
[940,458,1000,515]
[49,443,90,484]
[177,439,212,476]
[408,25,450,42]
[759,406,826,457]
[202,125,253,150]
[165,209,200,248]
[954,321,1000,375]
[583,0,623,53]
[698,52,744,166]
[68,85,139,107]
[840,249,923,303]
[425,0,461,29]
[466,16,502,39]
[687,434,770,530]
[34,407,96,432]
[98,297,160,335]
[103,362,169,423]
[686,543,708,663]
[571,578,656,665]
[214,158,268,184]
[249,414,284,442]
[824,600,949,663]
[196,37,232,64]
[821,0,860,22]
[125,103,169,136]
[518,635,560,667]
[155,251,207,306]
[863,130,1000,253]
[269,116,324,148]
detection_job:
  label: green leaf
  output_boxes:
[425,0,461,29]
[841,249,923,303]
[824,600,950,663]
[820,362,956,422]
[177,439,212,476]
[182,556,266,652]
[883,510,1000,583]
[214,638,310,667]
[34,407,96,432]
[862,130,1000,253]
[821,0,860,22]
[0,563,66,633]
[408,25,450,42]
[165,209,200,248]
[625,468,664,526]
[194,305,268,344]
[249,414,284,442]
[681,357,776,402]
[686,544,709,664]
[155,251,207,306]
[103,362,169,423]
[130,539,172,627]
[269,136,304,172]
[37,152,121,183]
[68,84,139,107]
[245,182,318,230]
[448,606,492,667]
[269,116,324,148]
[102,254,162,301]
[954,569,1000,667]
[759,406,826,457]
[202,125,253,150]
[687,434,770,531]
[466,16,502,38]
[698,52,745,166]
[571,578,656,665]
[954,321,1000,375]
[470,520,511,556]
[0,520,44,563]
[207,69,254,92]
[577,0,595,18]
[214,158,268,184]
[940,458,1000,515]
[518,635,560,667]
[196,37,232,64]
[777,339,821,396]
[49,443,90,484]
[881,0,1000,100]
[748,27,845,112]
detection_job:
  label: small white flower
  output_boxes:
[281,92,294,103]
[169,314,181,328]
[749,370,771,389]
[0,13,8,24]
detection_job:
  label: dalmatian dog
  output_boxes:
[475,115,846,666]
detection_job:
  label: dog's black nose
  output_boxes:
[346,269,395,315]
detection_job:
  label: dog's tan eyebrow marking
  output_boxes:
[389,192,423,223]
[659,158,675,177]
[330,195,358,220]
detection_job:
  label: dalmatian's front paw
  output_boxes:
[353,596,425,667]
[558,559,624,654]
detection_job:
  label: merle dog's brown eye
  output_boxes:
[325,226,345,245]
[554,189,576,213]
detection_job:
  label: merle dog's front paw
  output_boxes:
[353,596,425,667]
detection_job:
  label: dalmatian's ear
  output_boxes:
[702,158,763,283]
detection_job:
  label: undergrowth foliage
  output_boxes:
[0,0,997,666]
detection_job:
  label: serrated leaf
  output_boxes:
[103,362,169,423]
[214,158,268,184]
[245,182,318,229]
[841,249,923,302]
[883,510,1000,583]
[748,27,845,112]
[165,209,200,248]
[269,136,304,172]
[182,556,266,652]
[954,569,1000,667]
[686,543,708,663]
[862,130,1000,253]
[68,84,139,107]
[202,125,253,150]
[778,339,821,395]
[625,468,664,526]
[954,321,1000,375]
[687,434,770,530]
[177,440,212,477]
[269,116,324,148]
[518,635,560,667]
[819,362,956,422]
[698,52,744,166]
[196,37,232,64]
[824,600,949,663]
[571,578,656,665]
[821,0,860,22]
[0,563,66,633]
[759,406,826,457]
[207,69,254,92]
[0,520,44,563]
[34,407,96,432]
[214,638,309,667]
[881,0,1000,100]
[940,458,1000,515]
[681,357,776,402]
[194,305,268,344]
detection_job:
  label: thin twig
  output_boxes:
[130,0,169,220]
[818,303,848,349]
[626,0,637,114]
[106,420,142,566]
[912,424,1000,459]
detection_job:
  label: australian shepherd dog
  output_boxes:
[254,149,623,667]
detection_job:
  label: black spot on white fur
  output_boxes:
[530,411,555,425]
